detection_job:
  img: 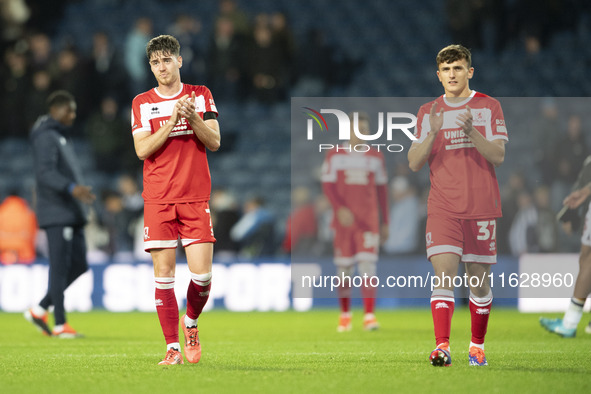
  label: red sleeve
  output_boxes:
[131,96,148,136]
[321,151,346,211]
[490,99,508,140]
[203,87,218,116]
[414,101,432,143]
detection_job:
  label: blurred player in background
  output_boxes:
[321,112,389,332]
[408,45,508,366]
[540,155,591,337]
[26,90,96,338]
[131,35,220,365]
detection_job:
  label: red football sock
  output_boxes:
[431,289,455,346]
[186,272,212,321]
[155,277,179,345]
[361,285,377,315]
[338,285,351,314]
[469,291,492,345]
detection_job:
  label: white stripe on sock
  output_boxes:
[431,289,454,303]
[155,277,175,289]
[469,290,493,307]
[191,272,212,286]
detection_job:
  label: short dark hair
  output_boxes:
[436,44,472,68]
[46,90,75,109]
[146,35,180,59]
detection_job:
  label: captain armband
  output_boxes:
[203,112,217,121]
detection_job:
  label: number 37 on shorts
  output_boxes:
[425,216,498,263]
[476,220,496,241]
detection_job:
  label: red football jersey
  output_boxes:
[414,91,508,218]
[131,84,218,204]
[321,146,389,231]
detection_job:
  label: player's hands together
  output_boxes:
[336,207,354,227]
[429,102,444,135]
[168,94,188,127]
[177,91,197,121]
[456,106,474,136]
[72,185,96,205]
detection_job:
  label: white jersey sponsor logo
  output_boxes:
[169,129,194,137]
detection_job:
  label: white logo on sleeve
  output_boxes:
[63,226,73,241]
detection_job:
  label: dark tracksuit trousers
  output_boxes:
[39,225,88,325]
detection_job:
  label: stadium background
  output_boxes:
[1,0,591,311]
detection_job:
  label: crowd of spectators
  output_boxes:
[444,0,583,54]
[1,0,357,140]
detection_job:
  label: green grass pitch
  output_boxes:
[1,308,590,393]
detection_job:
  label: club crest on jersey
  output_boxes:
[468,108,488,126]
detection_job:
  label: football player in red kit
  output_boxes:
[408,45,508,366]
[131,35,220,365]
[321,112,389,332]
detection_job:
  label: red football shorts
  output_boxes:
[425,215,497,264]
[333,225,379,266]
[143,201,216,251]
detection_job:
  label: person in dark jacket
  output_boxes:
[541,155,591,337]
[24,90,96,338]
